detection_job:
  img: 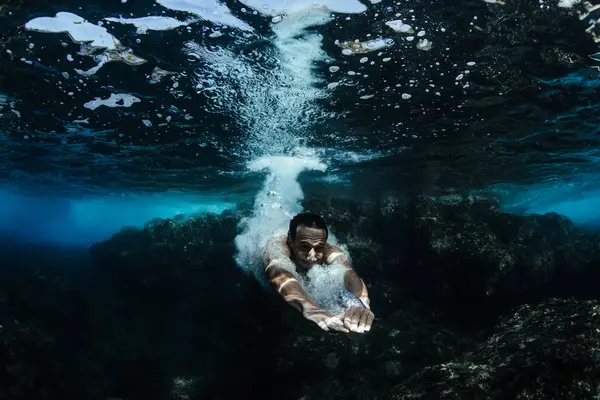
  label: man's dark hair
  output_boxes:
[289,212,328,241]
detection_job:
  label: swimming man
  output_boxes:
[263,212,374,333]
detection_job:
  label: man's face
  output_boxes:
[290,225,327,267]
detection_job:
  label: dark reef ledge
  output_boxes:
[2,195,600,400]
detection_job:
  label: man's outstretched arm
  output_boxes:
[326,245,374,333]
[263,236,348,332]
[326,246,371,309]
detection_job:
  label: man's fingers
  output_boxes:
[344,307,361,332]
[327,317,349,333]
[351,309,361,331]
[357,310,370,333]
[342,308,375,333]
[344,307,357,330]
[365,311,375,332]
[315,307,374,334]
[318,320,329,331]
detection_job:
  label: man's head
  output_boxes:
[287,212,328,267]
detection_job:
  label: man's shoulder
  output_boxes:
[266,234,288,246]
[264,233,290,254]
[263,233,291,264]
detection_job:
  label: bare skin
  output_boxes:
[263,225,374,333]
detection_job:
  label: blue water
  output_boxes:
[1,0,600,250]
[0,188,236,246]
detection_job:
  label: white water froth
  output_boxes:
[25,12,120,49]
[305,263,348,315]
[233,155,351,311]
[83,93,141,110]
[238,0,367,16]
[157,0,253,31]
[558,0,580,8]
[187,4,361,158]
[234,155,329,284]
[104,16,192,34]
[213,2,371,288]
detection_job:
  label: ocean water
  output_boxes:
[2,0,599,249]
[2,1,600,398]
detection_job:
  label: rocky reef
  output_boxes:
[392,298,600,399]
[1,195,600,400]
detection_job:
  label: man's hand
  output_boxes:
[304,309,349,333]
[343,306,374,333]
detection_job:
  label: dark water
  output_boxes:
[1,0,600,245]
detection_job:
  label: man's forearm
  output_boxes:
[265,262,319,314]
[326,248,371,309]
[343,269,370,309]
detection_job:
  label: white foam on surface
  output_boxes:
[0,188,236,247]
[156,0,253,31]
[104,16,192,33]
[25,12,121,49]
[234,155,331,284]
[83,93,141,110]
[237,0,367,16]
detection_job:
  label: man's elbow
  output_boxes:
[264,258,283,278]
[264,260,293,282]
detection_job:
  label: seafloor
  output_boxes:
[2,194,599,400]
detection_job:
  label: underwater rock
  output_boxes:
[407,195,600,302]
[0,243,90,400]
[3,194,600,399]
[304,194,600,314]
[87,210,289,399]
[272,302,478,400]
[84,194,600,396]
[392,298,600,399]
